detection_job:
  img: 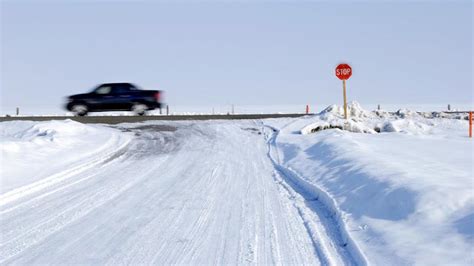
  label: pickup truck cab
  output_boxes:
[66,83,161,116]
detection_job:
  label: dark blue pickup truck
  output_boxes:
[65,83,161,116]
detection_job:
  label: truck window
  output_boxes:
[95,86,112,94]
[112,84,132,94]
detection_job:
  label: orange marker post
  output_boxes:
[306,105,309,114]
[469,111,472,138]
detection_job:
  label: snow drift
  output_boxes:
[267,102,474,265]
[301,101,469,136]
[0,120,131,196]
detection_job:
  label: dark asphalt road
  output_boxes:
[0,114,311,124]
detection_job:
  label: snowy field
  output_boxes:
[0,103,473,265]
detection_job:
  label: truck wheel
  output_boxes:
[72,104,88,116]
[132,103,147,116]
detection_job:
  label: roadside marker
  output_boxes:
[335,63,352,119]
[306,105,309,114]
[469,111,472,138]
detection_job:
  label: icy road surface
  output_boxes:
[0,121,359,265]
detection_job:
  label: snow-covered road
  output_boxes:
[0,121,359,265]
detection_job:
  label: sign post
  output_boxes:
[469,111,472,138]
[335,63,352,119]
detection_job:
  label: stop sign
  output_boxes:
[335,64,352,80]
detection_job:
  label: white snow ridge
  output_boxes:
[0,105,473,265]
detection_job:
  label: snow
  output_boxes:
[0,104,473,265]
[1,120,332,264]
[301,101,470,135]
[265,102,474,265]
[0,120,132,194]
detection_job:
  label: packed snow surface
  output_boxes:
[1,103,472,265]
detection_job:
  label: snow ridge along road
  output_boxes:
[1,120,356,265]
[263,124,367,265]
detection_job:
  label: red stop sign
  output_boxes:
[335,64,352,80]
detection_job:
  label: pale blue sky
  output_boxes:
[1,1,472,114]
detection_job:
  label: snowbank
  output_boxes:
[300,101,469,136]
[0,120,131,195]
[266,103,474,265]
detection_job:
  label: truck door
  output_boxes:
[110,84,133,110]
[91,85,115,110]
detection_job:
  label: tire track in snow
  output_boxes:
[262,124,367,266]
[0,158,166,263]
[242,122,317,265]
[0,130,178,263]
[0,149,147,244]
[0,147,130,217]
[0,136,131,209]
[104,125,224,265]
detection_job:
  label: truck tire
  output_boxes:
[132,103,147,116]
[71,104,88,116]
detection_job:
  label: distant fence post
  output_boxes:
[16,107,19,116]
[377,104,381,110]
[448,104,451,111]
[305,105,309,114]
[166,105,169,115]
